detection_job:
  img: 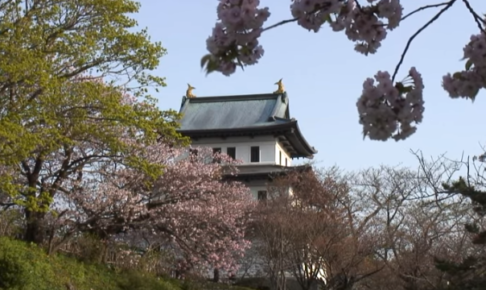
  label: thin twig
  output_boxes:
[262,2,333,32]
[401,1,452,22]
[391,0,457,82]
[262,17,299,32]
[462,0,486,34]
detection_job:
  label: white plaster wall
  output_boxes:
[288,186,294,197]
[247,185,293,200]
[191,136,277,165]
[275,142,292,166]
[249,186,268,200]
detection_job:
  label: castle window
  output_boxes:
[189,148,198,162]
[212,148,222,163]
[226,147,236,159]
[257,191,267,201]
[285,158,288,166]
[279,151,282,165]
[250,146,260,162]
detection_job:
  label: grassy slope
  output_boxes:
[0,237,253,290]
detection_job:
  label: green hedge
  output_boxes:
[0,237,254,290]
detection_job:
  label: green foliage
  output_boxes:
[394,82,413,93]
[0,236,119,290]
[233,278,271,290]
[0,210,23,237]
[117,271,179,290]
[434,256,486,290]
[0,237,256,290]
[431,177,486,289]
[442,176,486,237]
[180,280,256,290]
[200,54,220,75]
[465,59,473,71]
[0,0,189,218]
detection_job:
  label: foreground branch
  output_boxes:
[392,0,457,82]
[401,2,453,22]
[462,0,486,34]
[262,17,299,32]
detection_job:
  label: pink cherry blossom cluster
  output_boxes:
[204,0,403,73]
[291,0,402,55]
[290,0,342,32]
[51,142,254,272]
[202,1,486,141]
[330,0,403,55]
[149,146,253,271]
[442,32,486,100]
[205,0,270,75]
[357,67,424,141]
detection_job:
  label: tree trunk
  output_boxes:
[269,270,287,290]
[213,268,220,283]
[24,210,46,244]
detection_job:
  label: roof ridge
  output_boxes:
[182,93,283,103]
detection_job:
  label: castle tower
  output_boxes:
[177,92,317,200]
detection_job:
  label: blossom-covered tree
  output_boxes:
[0,0,181,243]
[201,0,484,141]
[46,145,255,273]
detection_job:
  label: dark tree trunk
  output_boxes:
[213,268,220,283]
[24,210,46,244]
[269,271,286,290]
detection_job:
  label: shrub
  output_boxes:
[0,237,256,290]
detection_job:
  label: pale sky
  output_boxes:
[133,0,486,171]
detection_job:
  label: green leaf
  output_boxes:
[452,72,463,80]
[201,54,221,75]
[324,14,332,23]
[395,82,413,93]
[465,223,480,234]
[470,87,480,102]
[465,59,473,70]
[200,54,212,69]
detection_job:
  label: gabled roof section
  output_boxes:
[177,92,317,159]
[179,93,290,130]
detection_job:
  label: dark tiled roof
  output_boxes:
[177,92,317,158]
[179,93,290,130]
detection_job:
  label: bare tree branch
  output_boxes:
[462,0,486,34]
[391,0,457,82]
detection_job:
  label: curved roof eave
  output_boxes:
[288,121,318,158]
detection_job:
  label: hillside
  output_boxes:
[0,237,253,290]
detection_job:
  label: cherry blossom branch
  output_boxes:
[391,0,457,82]
[262,17,299,32]
[462,0,486,34]
[400,1,452,22]
[262,3,334,32]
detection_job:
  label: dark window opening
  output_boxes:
[279,151,282,165]
[285,158,288,166]
[189,148,198,162]
[227,147,236,159]
[212,148,222,163]
[257,191,267,201]
[250,146,260,162]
